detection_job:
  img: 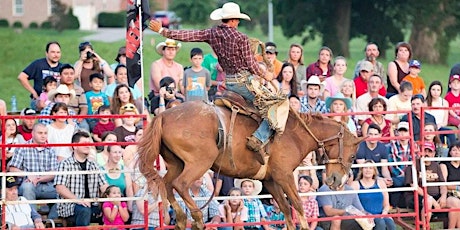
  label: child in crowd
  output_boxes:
[218,187,248,230]
[131,184,170,230]
[183,48,211,102]
[402,60,426,97]
[92,105,115,143]
[38,76,57,110]
[113,103,138,147]
[102,185,129,229]
[298,175,319,230]
[85,73,110,131]
[446,74,460,129]
[235,179,271,230]
[47,102,75,162]
[265,199,286,230]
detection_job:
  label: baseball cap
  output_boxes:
[423,142,435,152]
[266,45,277,54]
[397,121,409,131]
[359,61,373,72]
[20,108,36,116]
[1,176,20,189]
[450,74,460,83]
[409,60,421,69]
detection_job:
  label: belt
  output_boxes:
[225,73,248,83]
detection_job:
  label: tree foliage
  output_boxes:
[171,0,217,26]
[48,0,80,32]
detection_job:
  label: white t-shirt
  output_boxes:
[47,124,75,159]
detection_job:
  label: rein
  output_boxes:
[291,109,348,170]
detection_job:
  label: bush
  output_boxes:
[98,12,126,27]
[12,21,23,28]
[0,19,9,27]
[41,21,52,29]
[29,22,39,29]
[65,13,80,30]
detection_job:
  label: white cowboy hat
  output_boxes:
[155,39,182,55]
[210,2,251,21]
[234,178,262,196]
[325,92,352,111]
[48,84,76,101]
[301,75,325,93]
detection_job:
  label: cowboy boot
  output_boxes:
[246,136,266,165]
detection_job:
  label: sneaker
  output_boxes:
[246,136,266,165]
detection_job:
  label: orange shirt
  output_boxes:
[255,54,283,76]
[402,75,425,95]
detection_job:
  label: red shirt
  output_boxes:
[17,125,32,141]
[445,91,460,115]
[92,121,115,137]
[354,76,386,98]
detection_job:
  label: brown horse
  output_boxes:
[138,101,362,230]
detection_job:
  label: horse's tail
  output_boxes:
[137,115,168,212]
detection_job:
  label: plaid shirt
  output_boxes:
[302,196,319,218]
[163,24,262,76]
[176,187,220,223]
[8,139,58,173]
[387,140,414,177]
[299,96,328,113]
[54,156,107,218]
[243,198,267,228]
[266,205,285,230]
[38,102,77,125]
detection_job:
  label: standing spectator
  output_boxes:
[110,46,126,71]
[446,74,460,129]
[101,185,130,228]
[306,47,333,81]
[17,108,37,141]
[202,51,219,99]
[286,44,307,95]
[440,141,460,229]
[105,64,143,102]
[38,84,77,126]
[400,94,436,141]
[47,102,75,162]
[8,123,58,219]
[350,160,396,230]
[113,104,138,145]
[85,73,110,131]
[150,77,184,115]
[355,75,389,124]
[218,187,248,230]
[360,98,394,142]
[298,175,319,230]
[91,105,115,144]
[257,42,283,76]
[150,39,184,95]
[37,76,57,110]
[386,81,413,123]
[276,62,298,96]
[426,81,454,146]
[0,118,26,166]
[353,42,385,84]
[325,93,357,136]
[402,60,426,97]
[387,42,411,97]
[448,63,460,91]
[183,48,211,101]
[55,131,108,226]
[17,41,62,110]
[74,41,115,90]
[234,178,270,230]
[323,56,348,99]
[299,76,327,113]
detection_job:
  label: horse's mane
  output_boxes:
[295,111,355,138]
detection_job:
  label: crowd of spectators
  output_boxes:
[1,37,460,229]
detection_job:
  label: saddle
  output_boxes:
[214,90,261,123]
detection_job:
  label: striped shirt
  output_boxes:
[162,24,262,77]
[8,139,58,173]
[130,188,161,228]
[38,102,77,125]
[176,187,220,223]
[54,156,107,218]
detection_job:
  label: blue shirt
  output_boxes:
[317,184,364,217]
[85,91,110,115]
[356,141,388,176]
[22,58,62,97]
[401,112,436,141]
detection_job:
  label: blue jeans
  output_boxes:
[74,204,92,226]
[374,217,396,230]
[19,181,58,219]
[226,81,273,144]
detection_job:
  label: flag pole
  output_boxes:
[136,0,145,116]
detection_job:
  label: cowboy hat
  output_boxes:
[210,2,251,21]
[234,178,262,196]
[301,75,325,93]
[155,39,181,55]
[325,93,352,111]
[48,84,76,101]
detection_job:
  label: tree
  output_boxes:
[48,0,80,32]
[171,0,217,26]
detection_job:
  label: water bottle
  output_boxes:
[11,95,17,112]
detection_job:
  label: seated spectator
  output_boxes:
[39,84,77,126]
[426,81,454,147]
[105,64,142,101]
[85,73,110,131]
[101,145,133,199]
[55,131,108,226]
[356,123,392,186]
[95,131,119,167]
[317,180,367,230]
[101,185,129,228]
[234,178,270,229]
[323,56,348,99]
[17,108,36,141]
[386,81,413,123]
[218,187,248,230]
[361,98,394,143]
[325,93,357,136]
[131,184,170,230]
[276,62,298,96]
[0,176,45,229]
[306,46,333,81]
[110,84,141,127]
[354,61,386,98]
[0,118,26,166]
[8,123,58,219]
[289,94,301,112]
[350,160,396,230]
[423,122,446,157]
[299,76,327,114]
[400,94,435,141]
[265,199,286,230]
[150,76,184,115]
[446,74,460,129]
[113,103,138,146]
[402,60,426,97]
[47,102,75,161]
[404,142,447,223]
[298,175,319,230]
[123,127,143,166]
[440,141,460,229]
[38,76,57,110]
[91,105,115,144]
[355,74,389,124]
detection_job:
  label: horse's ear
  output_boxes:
[354,136,366,145]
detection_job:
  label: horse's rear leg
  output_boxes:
[263,180,299,230]
[163,159,186,230]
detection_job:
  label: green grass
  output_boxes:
[0,26,458,109]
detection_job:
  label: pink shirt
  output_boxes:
[102,201,127,227]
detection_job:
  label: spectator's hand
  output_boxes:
[438,196,447,208]
[223,200,231,211]
[159,87,167,98]
[237,200,244,212]
[149,20,163,33]
[34,220,45,229]
[26,175,40,186]
[77,200,91,207]
[112,200,121,206]
[384,178,393,187]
